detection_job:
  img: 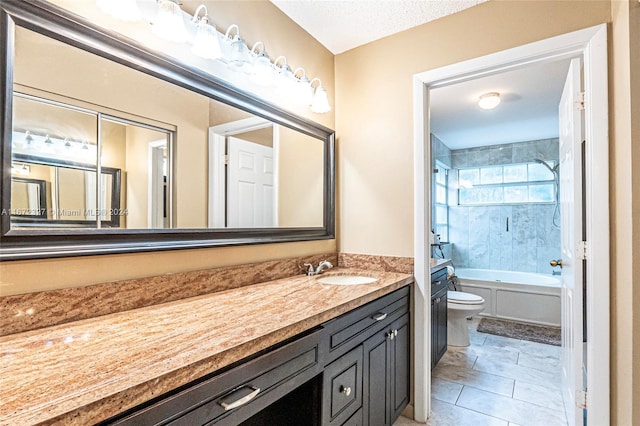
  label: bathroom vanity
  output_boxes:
[0,269,412,425]
[103,286,410,426]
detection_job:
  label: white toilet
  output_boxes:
[447,291,485,347]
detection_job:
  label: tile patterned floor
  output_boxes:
[394,318,568,426]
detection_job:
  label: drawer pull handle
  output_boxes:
[219,386,261,411]
[340,385,352,396]
[372,312,388,321]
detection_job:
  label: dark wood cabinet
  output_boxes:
[362,313,410,426]
[431,269,448,369]
[103,286,411,426]
[103,329,324,426]
[322,346,363,425]
[322,286,410,426]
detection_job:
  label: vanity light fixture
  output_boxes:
[191,5,222,60]
[273,56,298,101]
[152,0,188,43]
[95,3,330,114]
[310,78,331,113]
[478,92,501,110]
[250,42,275,86]
[96,0,142,22]
[223,25,253,74]
[10,163,30,176]
[13,131,97,161]
[292,68,313,107]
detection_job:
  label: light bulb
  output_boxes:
[191,8,222,60]
[152,0,188,43]
[478,92,501,110]
[311,83,331,113]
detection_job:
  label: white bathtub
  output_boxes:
[455,268,561,327]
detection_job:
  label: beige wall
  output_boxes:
[335,0,611,257]
[610,1,640,423]
[1,0,336,296]
[278,128,324,227]
[335,0,640,423]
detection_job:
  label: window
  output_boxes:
[458,162,556,205]
[434,161,449,242]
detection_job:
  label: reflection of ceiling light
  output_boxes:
[11,163,30,176]
[478,92,501,110]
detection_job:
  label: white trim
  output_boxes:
[208,117,279,228]
[583,25,610,426]
[413,24,609,424]
[412,78,431,422]
[148,139,167,229]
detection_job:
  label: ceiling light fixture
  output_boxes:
[191,5,222,60]
[478,92,501,110]
[152,0,188,43]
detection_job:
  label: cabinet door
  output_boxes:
[435,291,448,363]
[322,345,363,426]
[389,314,410,423]
[430,296,437,370]
[362,328,390,426]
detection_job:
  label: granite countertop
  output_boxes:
[430,258,452,274]
[0,268,413,425]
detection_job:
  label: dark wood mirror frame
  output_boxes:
[0,0,335,260]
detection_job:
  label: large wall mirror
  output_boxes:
[0,1,335,260]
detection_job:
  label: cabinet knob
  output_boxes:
[390,330,395,340]
[393,329,398,337]
[340,385,352,396]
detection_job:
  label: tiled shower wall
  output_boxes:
[432,137,561,275]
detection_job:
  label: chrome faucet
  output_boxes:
[304,260,334,276]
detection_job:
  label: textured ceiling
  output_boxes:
[269,0,489,54]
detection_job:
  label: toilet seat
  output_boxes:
[448,291,484,305]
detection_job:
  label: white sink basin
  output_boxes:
[316,275,378,285]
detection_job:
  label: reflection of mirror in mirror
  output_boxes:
[11,92,171,229]
[12,25,326,231]
[10,177,47,219]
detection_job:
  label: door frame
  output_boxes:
[412,24,609,424]
[208,117,280,228]
[148,139,167,228]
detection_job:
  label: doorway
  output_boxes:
[412,24,609,425]
[208,117,280,228]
